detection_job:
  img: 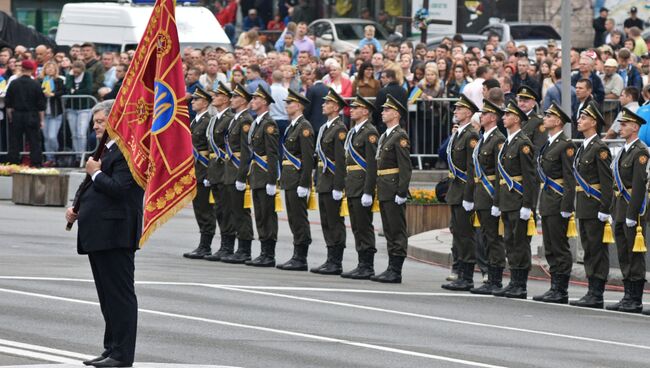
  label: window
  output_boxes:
[510,25,561,40]
[334,23,389,41]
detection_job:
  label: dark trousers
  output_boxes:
[318,193,346,247]
[477,209,506,268]
[614,221,647,282]
[379,200,408,257]
[541,215,572,275]
[502,210,532,270]
[226,185,254,240]
[578,218,609,281]
[88,249,137,365]
[193,183,216,236]
[285,189,311,246]
[450,204,476,263]
[252,188,278,242]
[211,183,235,237]
[348,196,376,253]
[8,112,42,166]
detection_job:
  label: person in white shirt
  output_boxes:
[461,65,492,110]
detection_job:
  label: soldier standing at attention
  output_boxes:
[204,82,236,261]
[340,95,379,280]
[311,88,348,275]
[276,89,315,271]
[493,101,537,299]
[442,94,480,291]
[607,108,648,314]
[245,85,280,267]
[570,102,613,309]
[468,100,507,295]
[516,86,547,156]
[371,94,412,284]
[220,84,256,264]
[183,87,216,259]
[532,103,576,304]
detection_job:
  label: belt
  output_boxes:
[378,168,400,176]
[615,188,632,197]
[198,150,209,156]
[347,164,364,172]
[499,175,523,185]
[228,152,241,158]
[209,153,217,159]
[576,184,601,192]
[282,160,300,166]
[474,175,496,183]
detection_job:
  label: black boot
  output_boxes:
[341,250,375,279]
[504,268,528,299]
[204,234,236,261]
[442,262,475,291]
[493,269,516,297]
[311,246,344,275]
[570,277,605,308]
[220,239,252,264]
[277,244,309,271]
[606,280,632,311]
[533,273,558,302]
[541,273,569,304]
[370,256,404,283]
[246,240,276,267]
[471,266,503,295]
[183,233,213,259]
[618,280,644,313]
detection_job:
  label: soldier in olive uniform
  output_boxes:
[532,103,576,304]
[183,87,217,259]
[468,100,507,294]
[442,94,480,291]
[340,95,379,279]
[570,102,613,309]
[493,101,538,299]
[371,94,412,283]
[607,108,648,314]
[204,82,236,261]
[277,89,315,271]
[245,85,280,267]
[516,86,547,156]
[311,88,348,275]
[220,84,255,264]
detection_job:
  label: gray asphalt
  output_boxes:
[1,200,649,368]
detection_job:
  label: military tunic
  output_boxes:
[574,135,613,281]
[376,125,412,257]
[191,110,216,237]
[537,131,576,276]
[612,139,648,282]
[522,112,547,156]
[207,108,235,240]
[280,115,315,247]
[345,120,379,253]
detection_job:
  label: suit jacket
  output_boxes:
[537,132,576,216]
[280,115,315,190]
[191,111,212,181]
[467,128,506,210]
[206,108,234,184]
[305,82,329,133]
[446,124,479,205]
[224,109,253,185]
[248,111,279,189]
[345,121,379,198]
[495,131,537,212]
[612,140,649,223]
[315,117,347,193]
[77,142,144,254]
[376,126,412,201]
[522,111,547,156]
[575,136,613,219]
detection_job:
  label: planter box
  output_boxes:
[12,173,69,207]
[406,203,451,236]
[0,176,11,200]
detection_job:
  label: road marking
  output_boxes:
[0,339,93,361]
[0,287,505,368]
[0,345,79,364]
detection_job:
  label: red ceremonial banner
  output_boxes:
[106,0,196,246]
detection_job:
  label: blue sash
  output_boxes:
[446,132,468,182]
[497,144,523,195]
[613,150,647,215]
[472,137,495,198]
[536,142,564,195]
[192,148,209,167]
[224,129,241,168]
[207,123,228,161]
[252,152,269,172]
[572,146,602,201]
[282,140,302,170]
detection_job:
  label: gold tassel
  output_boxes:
[275,186,283,212]
[632,220,647,252]
[473,212,481,228]
[307,185,318,210]
[340,195,349,217]
[527,215,536,236]
[208,190,215,204]
[602,222,614,244]
[371,190,380,213]
[243,184,252,209]
[498,218,504,236]
[566,215,577,238]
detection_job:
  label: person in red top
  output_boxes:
[267,14,285,31]
[215,0,238,26]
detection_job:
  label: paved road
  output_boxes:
[1,200,649,368]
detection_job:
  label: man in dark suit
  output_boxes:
[571,79,594,139]
[373,69,408,134]
[305,67,329,133]
[65,99,143,368]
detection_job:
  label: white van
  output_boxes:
[55,1,232,53]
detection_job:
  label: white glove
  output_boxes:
[203,179,211,187]
[519,207,532,220]
[361,193,373,207]
[332,189,343,201]
[491,206,501,217]
[235,181,246,191]
[560,211,572,219]
[297,186,309,198]
[462,200,474,212]
[266,184,276,196]
[626,218,637,227]
[395,195,407,205]
[597,212,610,223]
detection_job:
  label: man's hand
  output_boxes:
[462,200,474,212]
[491,206,501,217]
[361,193,373,207]
[519,207,532,220]
[332,190,343,201]
[560,211,572,219]
[86,157,101,176]
[266,184,276,196]
[297,186,309,198]
[40,120,45,129]
[626,218,637,227]
[235,181,246,191]
[394,195,407,205]
[65,207,78,224]
[597,212,610,223]
[203,179,211,187]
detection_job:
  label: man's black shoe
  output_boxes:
[83,356,105,366]
[91,357,132,367]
